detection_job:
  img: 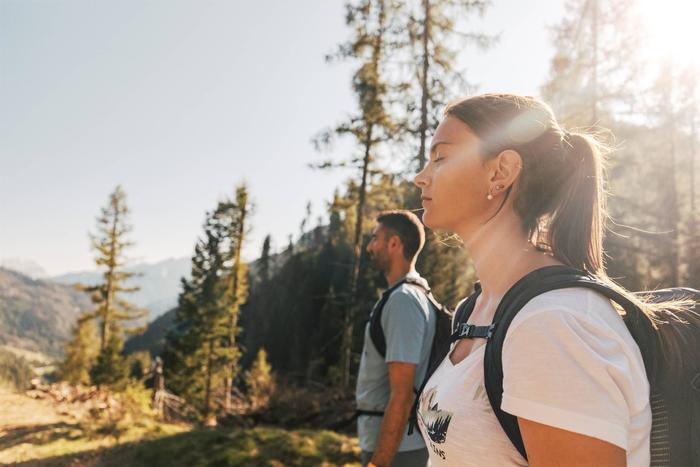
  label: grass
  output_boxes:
[0,386,361,467]
[122,426,360,467]
[0,386,188,465]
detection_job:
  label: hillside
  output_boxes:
[124,308,176,356]
[0,268,91,357]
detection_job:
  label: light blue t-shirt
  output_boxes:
[355,272,437,452]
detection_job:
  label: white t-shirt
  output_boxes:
[417,288,651,466]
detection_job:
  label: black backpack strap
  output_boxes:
[482,265,647,461]
[368,278,410,358]
[369,277,444,359]
[407,283,481,436]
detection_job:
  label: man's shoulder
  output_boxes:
[395,281,427,298]
[383,280,431,316]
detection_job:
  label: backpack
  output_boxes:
[356,277,453,419]
[432,265,700,466]
[368,277,453,362]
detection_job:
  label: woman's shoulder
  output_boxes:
[507,287,631,344]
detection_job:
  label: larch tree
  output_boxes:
[216,185,251,413]
[81,185,146,387]
[314,0,395,388]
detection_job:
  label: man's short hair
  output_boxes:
[376,210,426,261]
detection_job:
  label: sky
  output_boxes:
[0,0,565,276]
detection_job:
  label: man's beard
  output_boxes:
[368,252,389,273]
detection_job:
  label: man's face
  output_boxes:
[366,224,392,273]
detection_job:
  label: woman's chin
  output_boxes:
[420,210,438,230]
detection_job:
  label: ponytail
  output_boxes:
[547,132,606,275]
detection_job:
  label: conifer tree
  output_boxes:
[245,348,275,409]
[315,0,394,388]
[398,0,496,173]
[542,0,646,126]
[215,185,251,413]
[90,333,130,390]
[162,210,232,420]
[259,235,272,284]
[82,186,146,348]
[81,186,146,387]
[60,313,99,385]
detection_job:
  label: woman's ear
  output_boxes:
[489,149,522,188]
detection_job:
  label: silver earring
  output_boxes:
[487,193,493,200]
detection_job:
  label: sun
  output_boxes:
[637,0,700,69]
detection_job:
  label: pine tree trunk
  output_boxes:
[204,337,215,421]
[224,198,247,412]
[101,210,119,350]
[339,0,386,389]
[340,124,374,388]
[416,0,431,173]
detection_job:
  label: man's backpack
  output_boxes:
[368,277,453,366]
[442,265,700,467]
[355,277,453,420]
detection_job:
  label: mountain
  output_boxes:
[0,258,48,280]
[0,268,91,357]
[52,257,190,320]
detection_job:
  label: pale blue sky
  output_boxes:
[1,0,564,275]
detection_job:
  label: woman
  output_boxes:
[413,94,651,466]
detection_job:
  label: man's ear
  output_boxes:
[488,149,522,188]
[388,234,403,256]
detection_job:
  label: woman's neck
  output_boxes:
[458,208,562,304]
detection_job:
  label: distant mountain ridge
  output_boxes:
[51,257,191,320]
[0,268,91,357]
[0,258,48,280]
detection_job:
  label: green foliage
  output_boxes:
[90,334,130,390]
[128,351,152,380]
[60,313,100,385]
[0,347,34,391]
[80,185,147,353]
[163,186,251,418]
[244,348,275,409]
[238,177,471,387]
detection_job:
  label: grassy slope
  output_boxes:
[0,388,360,467]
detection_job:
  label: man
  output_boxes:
[356,210,435,467]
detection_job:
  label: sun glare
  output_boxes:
[638,0,700,69]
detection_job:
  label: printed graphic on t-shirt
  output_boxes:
[418,386,453,444]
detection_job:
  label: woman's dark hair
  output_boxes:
[444,94,698,377]
[376,210,425,262]
[445,93,606,274]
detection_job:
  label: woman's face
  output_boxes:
[414,115,493,234]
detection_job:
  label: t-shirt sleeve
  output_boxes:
[500,299,647,450]
[382,289,428,364]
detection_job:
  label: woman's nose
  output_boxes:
[414,166,428,188]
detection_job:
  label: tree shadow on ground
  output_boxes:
[0,422,83,451]
[7,426,361,467]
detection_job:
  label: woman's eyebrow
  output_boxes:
[429,141,454,154]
